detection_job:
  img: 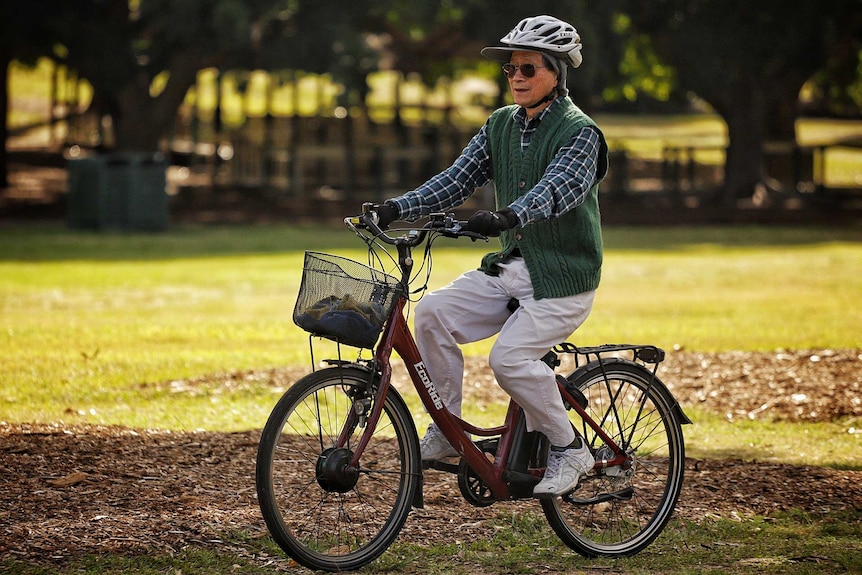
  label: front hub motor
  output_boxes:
[315,447,359,493]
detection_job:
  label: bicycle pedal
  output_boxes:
[423,459,460,473]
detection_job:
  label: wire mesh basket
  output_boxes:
[293,251,403,349]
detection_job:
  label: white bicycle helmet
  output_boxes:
[481,15,583,69]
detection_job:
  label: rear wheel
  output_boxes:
[256,366,421,572]
[541,360,686,557]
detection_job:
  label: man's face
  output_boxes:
[507,51,558,112]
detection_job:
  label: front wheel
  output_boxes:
[256,366,421,572]
[541,360,686,557]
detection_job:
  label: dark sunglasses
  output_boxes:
[501,63,548,78]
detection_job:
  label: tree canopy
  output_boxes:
[3,0,860,199]
[623,0,862,201]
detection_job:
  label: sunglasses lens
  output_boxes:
[502,63,536,78]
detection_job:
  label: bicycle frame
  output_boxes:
[345,289,631,502]
[324,209,651,505]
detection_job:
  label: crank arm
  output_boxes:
[562,486,634,505]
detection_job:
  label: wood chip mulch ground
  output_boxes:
[1,349,860,571]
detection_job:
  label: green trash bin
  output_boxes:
[67,156,106,230]
[67,153,169,231]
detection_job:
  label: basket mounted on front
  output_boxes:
[293,251,403,350]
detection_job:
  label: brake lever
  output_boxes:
[344,216,363,235]
[439,219,488,242]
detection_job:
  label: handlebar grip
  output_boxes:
[462,230,488,241]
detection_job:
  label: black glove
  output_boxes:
[466,208,519,237]
[374,201,400,230]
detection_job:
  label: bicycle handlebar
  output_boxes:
[344,203,488,246]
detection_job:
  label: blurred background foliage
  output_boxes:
[2,0,860,206]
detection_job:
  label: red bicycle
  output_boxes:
[256,206,691,571]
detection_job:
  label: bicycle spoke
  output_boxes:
[542,361,685,557]
[257,367,420,571]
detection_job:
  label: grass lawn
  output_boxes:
[1,223,859,432]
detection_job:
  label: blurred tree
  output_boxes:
[624,0,862,203]
[9,0,378,153]
[4,0,859,206]
[62,0,298,152]
[804,10,862,118]
[254,0,381,107]
[371,0,623,113]
[1,0,72,187]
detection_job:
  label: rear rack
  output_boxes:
[541,342,666,372]
[554,342,665,364]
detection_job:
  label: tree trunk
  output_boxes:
[714,73,768,206]
[0,50,10,189]
[718,71,810,206]
[113,46,214,153]
[722,112,764,207]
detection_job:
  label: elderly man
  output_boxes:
[372,15,608,498]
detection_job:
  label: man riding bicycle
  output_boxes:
[371,14,609,498]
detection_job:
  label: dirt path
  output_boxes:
[1,349,860,570]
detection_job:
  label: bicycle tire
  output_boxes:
[541,359,686,557]
[256,366,421,572]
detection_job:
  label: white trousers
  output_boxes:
[414,257,595,447]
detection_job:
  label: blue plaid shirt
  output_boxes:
[389,98,602,225]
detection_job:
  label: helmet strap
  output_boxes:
[525,89,558,110]
[524,55,566,110]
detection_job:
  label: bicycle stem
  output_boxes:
[395,242,414,287]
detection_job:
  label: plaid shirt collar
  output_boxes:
[513,98,561,152]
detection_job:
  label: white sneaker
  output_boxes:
[533,439,594,498]
[420,423,458,461]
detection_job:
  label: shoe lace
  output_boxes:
[544,450,564,479]
[421,425,441,448]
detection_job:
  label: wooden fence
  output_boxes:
[170,114,848,212]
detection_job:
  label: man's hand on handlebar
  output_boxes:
[465,208,519,237]
[372,202,400,230]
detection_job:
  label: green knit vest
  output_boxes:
[479,99,608,299]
